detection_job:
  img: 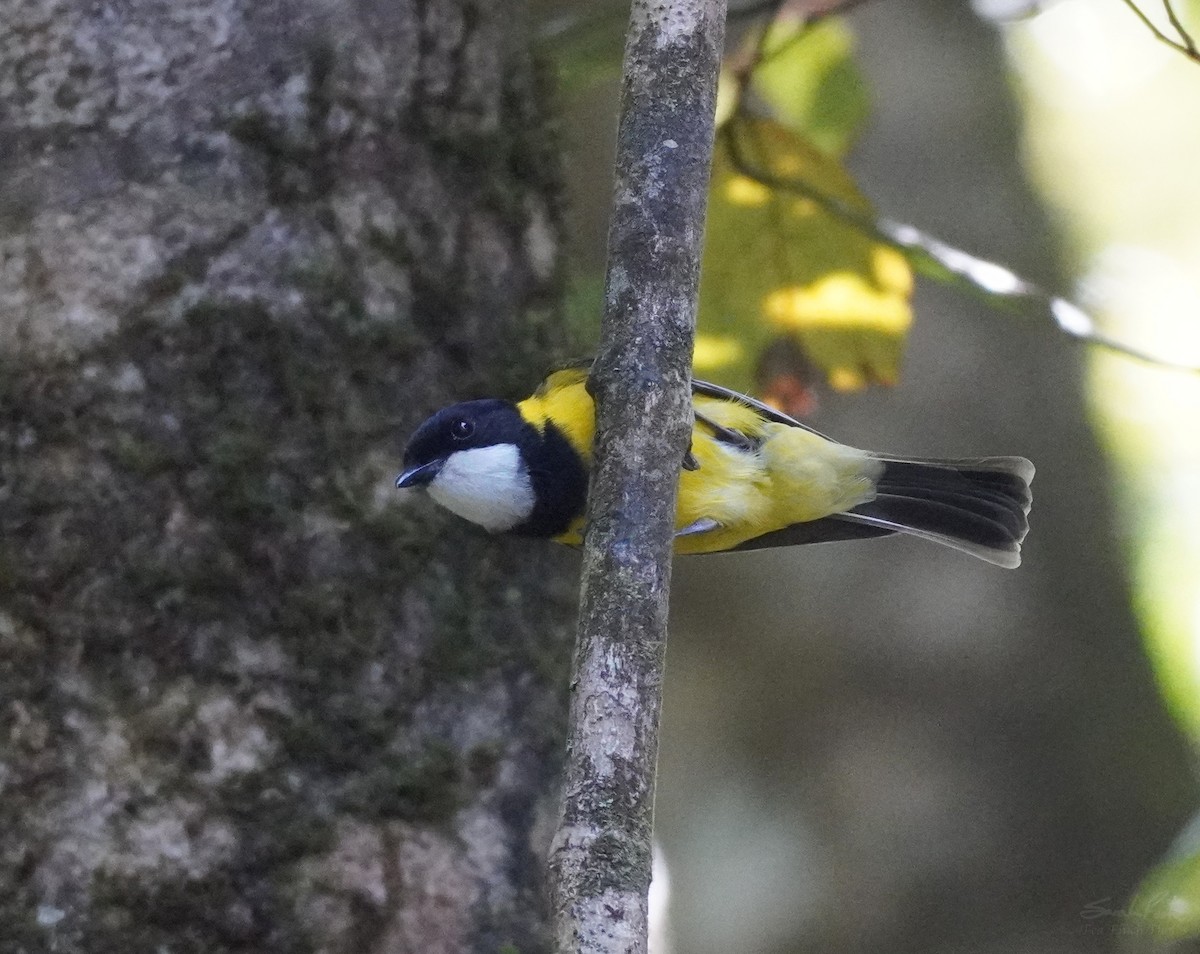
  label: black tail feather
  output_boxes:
[840,456,1034,567]
[730,455,1034,568]
[869,486,1027,540]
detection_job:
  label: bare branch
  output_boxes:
[729,0,786,21]
[1162,0,1199,55]
[547,2,727,953]
[729,0,873,20]
[726,0,873,78]
[724,121,1200,374]
[1119,0,1200,63]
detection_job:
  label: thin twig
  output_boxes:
[804,0,876,26]
[728,0,786,21]
[731,0,874,77]
[547,1,727,952]
[728,0,871,23]
[1119,0,1200,63]
[1162,0,1199,55]
[723,120,1200,373]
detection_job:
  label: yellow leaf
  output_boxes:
[697,118,913,396]
[693,334,745,371]
[723,174,772,208]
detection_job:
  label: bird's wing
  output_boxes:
[541,359,830,439]
[690,378,832,439]
[693,409,758,451]
[534,360,592,397]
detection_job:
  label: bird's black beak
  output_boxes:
[396,459,443,489]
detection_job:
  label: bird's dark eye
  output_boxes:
[450,418,474,440]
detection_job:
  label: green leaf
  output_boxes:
[750,18,870,157]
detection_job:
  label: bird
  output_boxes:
[396,364,1033,567]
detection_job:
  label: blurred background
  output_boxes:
[542,0,1200,951]
[6,0,1199,950]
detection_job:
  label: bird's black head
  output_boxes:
[396,399,541,534]
[397,399,527,487]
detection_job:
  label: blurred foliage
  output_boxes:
[1130,830,1200,943]
[746,17,869,158]
[1011,0,1200,746]
[695,17,913,408]
[544,5,913,410]
[543,2,1197,416]
[1008,0,1200,940]
[698,118,911,401]
[540,4,626,93]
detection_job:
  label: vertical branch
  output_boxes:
[548,1,727,952]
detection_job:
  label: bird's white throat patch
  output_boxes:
[427,443,535,533]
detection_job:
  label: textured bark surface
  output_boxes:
[0,1,575,952]
[548,2,726,952]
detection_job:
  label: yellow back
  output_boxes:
[517,368,878,553]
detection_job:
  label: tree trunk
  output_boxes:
[0,1,573,952]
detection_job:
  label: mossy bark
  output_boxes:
[0,1,575,951]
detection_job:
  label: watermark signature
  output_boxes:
[1082,893,1176,920]
[1063,893,1182,936]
